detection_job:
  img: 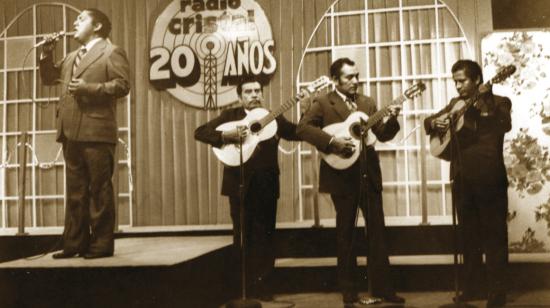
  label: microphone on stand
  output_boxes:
[34,31,74,48]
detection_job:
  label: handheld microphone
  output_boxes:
[34,31,74,48]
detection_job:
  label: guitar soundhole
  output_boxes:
[250,122,261,133]
[349,122,362,139]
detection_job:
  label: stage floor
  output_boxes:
[0,235,232,268]
[275,252,550,268]
[241,289,550,308]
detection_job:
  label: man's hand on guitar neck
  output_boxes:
[382,105,402,123]
[328,136,355,158]
[431,118,450,133]
[387,105,402,117]
[222,127,248,144]
[298,88,311,100]
[473,96,495,115]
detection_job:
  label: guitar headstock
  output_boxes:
[306,75,331,94]
[490,65,516,84]
[404,81,426,99]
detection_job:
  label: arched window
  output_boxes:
[296,0,472,225]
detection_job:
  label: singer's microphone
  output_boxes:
[34,31,72,48]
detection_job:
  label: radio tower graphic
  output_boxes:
[203,41,217,109]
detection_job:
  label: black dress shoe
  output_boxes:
[344,296,383,307]
[453,292,487,302]
[249,277,274,301]
[52,251,80,259]
[249,285,274,302]
[257,293,274,302]
[357,297,383,305]
[343,293,359,304]
[381,294,405,304]
[83,252,113,259]
[344,301,365,308]
[486,293,506,307]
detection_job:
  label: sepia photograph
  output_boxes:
[0,0,549,307]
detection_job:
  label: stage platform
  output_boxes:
[1,229,550,307]
[0,236,235,308]
[0,236,232,269]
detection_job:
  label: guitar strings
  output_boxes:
[277,125,421,156]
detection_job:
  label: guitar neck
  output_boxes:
[452,80,493,119]
[364,94,406,130]
[257,94,299,127]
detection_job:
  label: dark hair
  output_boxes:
[236,76,263,96]
[451,59,483,84]
[330,57,355,79]
[84,8,112,38]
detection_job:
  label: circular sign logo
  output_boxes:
[149,0,277,109]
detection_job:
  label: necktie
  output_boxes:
[345,98,357,112]
[72,47,87,75]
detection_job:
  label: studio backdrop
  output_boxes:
[4,0,546,254]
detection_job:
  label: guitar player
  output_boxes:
[297,57,404,307]
[194,77,302,301]
[424,60,512,308]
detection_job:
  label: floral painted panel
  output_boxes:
[482,31,550,252]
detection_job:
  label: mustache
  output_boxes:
[247,99,262,105]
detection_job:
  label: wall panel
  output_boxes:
[0,0,491,228]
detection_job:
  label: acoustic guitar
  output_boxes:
[213,76,331,166]
[320,82,426,170]
[429,65,516,160]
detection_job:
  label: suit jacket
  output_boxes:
[39,39,131,144]
[297,91,400,194]
[194,107,299,197]
[424,93,511,186]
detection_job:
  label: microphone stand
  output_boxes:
[439,115,475,308]
[226,126,261,308]
[355,118,382,305]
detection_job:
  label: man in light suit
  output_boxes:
[39,8,130,259]
[297,58,404,307]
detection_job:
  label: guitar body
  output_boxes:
[429,128,452,161]
[212,108,278,166]
[429,99,477,161]
[429,64,516,160]
[207,75,331,166]
[320,111,377,170]
[318,82,426,170]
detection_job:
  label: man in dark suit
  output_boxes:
[39,8,130,259]
[194,78,301,299]
[424,60,511,308]
[297,58,404,307]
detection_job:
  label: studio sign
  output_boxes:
[149,0,277,109]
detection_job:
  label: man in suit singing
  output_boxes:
[39,8,130,259]
[297,58,404,307]
[194,78,302,300]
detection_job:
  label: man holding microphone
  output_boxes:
[39,8,130,259]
